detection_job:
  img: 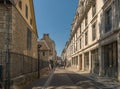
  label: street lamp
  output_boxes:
[38,44,41,78]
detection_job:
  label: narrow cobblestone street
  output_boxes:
[24,68,112,89]
[1,0,120,89]
[47,68,102,89]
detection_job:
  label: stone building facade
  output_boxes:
[62,0,120,81]
[38,39,50,62]
[38,34,57,65]
[0,0,38,80]
[0,0,38,58]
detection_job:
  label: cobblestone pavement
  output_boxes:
[30,68,111,89]
[66,67,120,89]
[24,69,54,89]
[24,67,120,89]
[47,68,101,89]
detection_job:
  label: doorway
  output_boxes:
[103,42,118,78]
[91,49,99,74]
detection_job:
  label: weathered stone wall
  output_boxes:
[0,3,37,58]
[11,5,38,58]
[11,72,38,89]
[0,2,38,81]
[0,4,12,51]
[0,2,39,88]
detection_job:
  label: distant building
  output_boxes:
[38,39,50,61]
[38,34,57,65]
[62,0,120,81]
[56,56,62,63]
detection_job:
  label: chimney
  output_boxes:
[43,34,49,39]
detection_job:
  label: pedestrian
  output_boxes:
[48,60,51,70]
[49,59,54,70]
[50,59,54,69]
[64,60,66,69]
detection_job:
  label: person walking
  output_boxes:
[49,59,54,70]
[50,59,54,69]
[64,60,66,69]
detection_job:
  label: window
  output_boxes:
[105,7,112,32]
[85,15,88,26]
[74,43,76,52]
[79,24,81,35]
[30,18,32,25]
[76,42,77,51]
[18,1,22,9]
[27,28,32,50]
[25,5,28,19]
[92,2,96,17]
[92,23,96,41]
[85,31,88,45]
[43,52,45,56]
[80,39,81,49]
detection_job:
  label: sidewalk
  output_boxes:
[66,67,120,89]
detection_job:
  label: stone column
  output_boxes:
[82,53,85,71]
[77,55,80,71]
[98,46,104,76]
[89,51,91,73]
[71,57,73,68]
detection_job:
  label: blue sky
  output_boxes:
[33,0,78,56]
